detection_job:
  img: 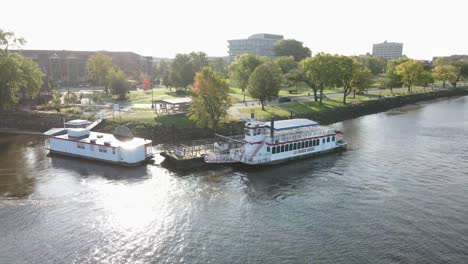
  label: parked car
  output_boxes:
[278,97,292,103]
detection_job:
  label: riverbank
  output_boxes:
[1,87,467,144]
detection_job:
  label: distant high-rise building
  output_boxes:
[372,41,403,60]
[228,33,284,62]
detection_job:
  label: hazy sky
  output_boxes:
[2,0,467,60]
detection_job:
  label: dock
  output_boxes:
[159,135,244,168]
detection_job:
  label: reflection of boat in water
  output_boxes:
[49,154,150,180]
[205,115,347,165]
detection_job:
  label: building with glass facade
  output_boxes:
[228,33,284,62]
[372,41,403,60]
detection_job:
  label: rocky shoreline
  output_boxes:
[1,88,467,144]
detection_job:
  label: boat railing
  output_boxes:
[267,129,336,144]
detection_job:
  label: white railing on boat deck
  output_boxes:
[204,153,239,163]
[242,153,272,164]
[267,129,336,144]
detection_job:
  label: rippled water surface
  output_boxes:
[1,96,468,264]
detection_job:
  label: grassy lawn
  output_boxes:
[239,99,343,119]
[113,108,196,128]
[125,88,190,103]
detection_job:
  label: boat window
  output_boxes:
[301,141,305,148]
[316,139,320,146]
[256,129,261,135]
[77,142,85,149]
[322,138,325,143]
[281,145,285,152]
[305,141,309,148]
[272,147,276,154]
[289,143,293,150]
[309,140,312,146]
[327,137,330,142]
[293,143,297,150]
[276,146,280,153]
[244,129,250,136]
[285,144,289,151]
[267,146,270,152]
[332,136,335,141]
[99,146,107,153]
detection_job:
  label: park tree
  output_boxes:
[274,39,311,61]
[432,64,457,88]
[335,56,372,104]
[396,60,425,92]
[189,67,232,130]
[248,62,282,110]
[209,57,228,78]
[449,61,468,88]
[229,54,266,102]
[357,55,387,75]
[385,57,409,92]
[0,29,43,111]
[419,71,435,88]
[274,56,298,74]
[300,53,338,104]
[87,52,114,93]
[152,60,171,86]
[170,52,209,91]
[107,68,129,99]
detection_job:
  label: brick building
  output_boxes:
[17,50,152,86]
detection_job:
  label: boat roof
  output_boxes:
[265,119,319,131]
[52,131,151,148]
[65,119,90,125]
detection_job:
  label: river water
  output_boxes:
[1,96,467,264]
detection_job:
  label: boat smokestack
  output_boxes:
[270,117,275,138]
[251,112,255,121]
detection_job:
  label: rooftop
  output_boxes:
[153,97,192,104]
[265,119,319,131]
[51,131,151,148]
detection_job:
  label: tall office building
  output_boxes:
[372,41,403,60]
[228,33,284,62]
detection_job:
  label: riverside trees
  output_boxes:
[0,29,43,111]
[87,52,114,93]
[189,67,232,130]
[248,62,283,110]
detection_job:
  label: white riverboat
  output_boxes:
[44,120,153,166]
[205,116,347,165]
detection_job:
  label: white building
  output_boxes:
[372,41,403,60]
[44,123,153,166]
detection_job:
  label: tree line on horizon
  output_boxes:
[2,29,468,131]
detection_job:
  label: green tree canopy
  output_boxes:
[229,54,267,102]
[209,57,228,78]
[189,67,232,130]
[248,62,282,110]
[385,57,409,91]
[432,64,457,88]
[357,55,387,75]
[87,52,114,92]
[335,56,372,104]
[107,68,129,99]
[0,29,43,110]
[274,39,311,61]
[300,53,338,103]
[170,52,209,90]
[396,60,425,92]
